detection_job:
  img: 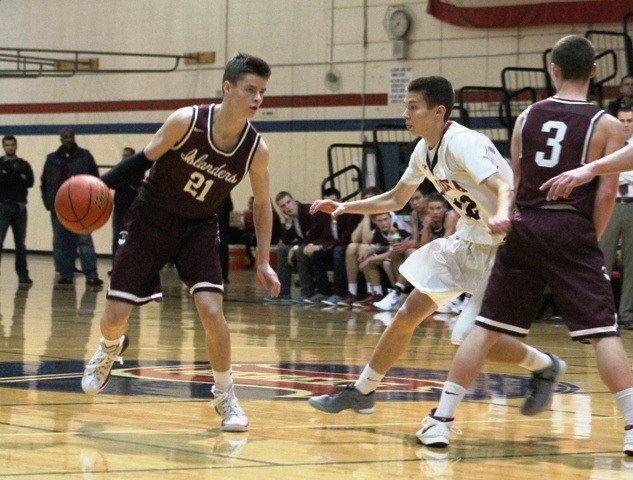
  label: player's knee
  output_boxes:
[391,307,422,333]
[198,301,223,321]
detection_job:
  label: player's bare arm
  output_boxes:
[483,172,514,235]
[443,209,459,237]
[589,114,625,238]
[100,111,192,189]
[310,181,417,217]
[248,139,281,296]
[144,107,194,160]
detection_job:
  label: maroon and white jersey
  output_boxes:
[516,97,604,219]
[141,104,260,219]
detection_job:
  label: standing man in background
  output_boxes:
[600,107,633,329]
[0,135,34,284]
[110,147,143,274]
[41,127,104,286]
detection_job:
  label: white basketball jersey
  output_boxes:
[401,122,512,245]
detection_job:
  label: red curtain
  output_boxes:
[427,0,633,28]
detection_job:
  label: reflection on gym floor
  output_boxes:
[1,255,633,479]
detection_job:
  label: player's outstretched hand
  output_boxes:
[310,199,344,217]
[540,165,595,201]
[257,264,281,297]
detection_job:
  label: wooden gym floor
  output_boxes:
[1,254,633,479]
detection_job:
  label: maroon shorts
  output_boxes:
[476,209,618,342]
[107,198,223,305]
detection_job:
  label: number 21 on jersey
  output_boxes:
[184,172,214,202]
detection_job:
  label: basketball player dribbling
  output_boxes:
[81,53,281,433]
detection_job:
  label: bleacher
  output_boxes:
[322,12,633,198]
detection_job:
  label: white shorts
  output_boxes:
[399,235,499,345]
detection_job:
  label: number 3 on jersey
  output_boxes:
[184,172,214,202]
[535,120,567,168]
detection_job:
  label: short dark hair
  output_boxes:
[621,75,633,86]
[275,191,293,203]
[427,192,446,205]
[223,53,271,85]
[407,76,455,121]
[122,147,136,155]
[551,35,595,82]
[2,135,16,144]
[362,186,382,197]
[322,187,341,200]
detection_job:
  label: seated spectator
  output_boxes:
[240,196,256,268]
[297,188,363,306]
[268,191,311,303]
[420,192,458,246]
[241,196,282,269]
[336,186,382,307]
[398,186,428,256]
[607,75,633,117]
[374,187,430,311]
[354,212,410,308]
[420,193,469,314]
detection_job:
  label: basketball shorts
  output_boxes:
[399,234,499,344]
[476,209,618,342]
[107,199,223,305]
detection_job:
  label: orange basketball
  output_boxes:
[54,175,113,234]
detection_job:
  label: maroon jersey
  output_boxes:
[517,97,604,219]
[141,104,260,219]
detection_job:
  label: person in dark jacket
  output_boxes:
[271,190,312,302]
[0,135,34,284]
[41,127,103,286]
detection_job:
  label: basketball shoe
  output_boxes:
[337,293,357,308]
[625,425,633,456]
[81,335,129,395]
[435,298,461,314]
[352,293,382,308]
[520,353,567,416]
[416,409,459,448]
[308,384,375,414]
[373,288,406,311]
[210,384,249,432]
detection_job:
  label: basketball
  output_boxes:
[54,175,113,234]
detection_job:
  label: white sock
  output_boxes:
[373,285,384,296]
[518,346,552,372]
[615,387,633,426]
[434,381,467,418]
[213,368,233,392]
[354,365,384,395]
[102,336,121,351]
[349,283,358,295]
[395,282,406,293]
